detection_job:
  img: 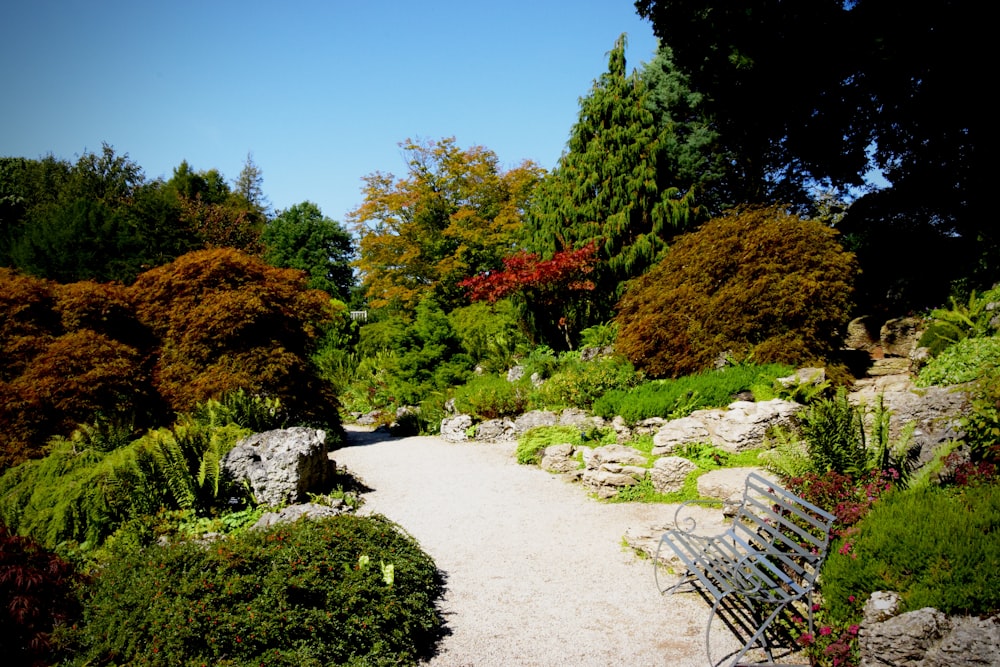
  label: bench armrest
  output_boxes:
[671,499,724,535]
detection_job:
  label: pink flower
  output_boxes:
[849,624,860,635]
[799,633,814,646]
[820,626,833,636]
[848,595,856,603]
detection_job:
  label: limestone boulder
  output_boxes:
[440,414,473,442]
[252,501,348,530]
[222,427,334,507]
[649,456,697,494]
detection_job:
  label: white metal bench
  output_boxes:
[656,472,836,667]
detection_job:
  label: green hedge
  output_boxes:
[70,515,443,666]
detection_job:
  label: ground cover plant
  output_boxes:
[67,514,444,667]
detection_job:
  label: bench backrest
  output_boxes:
[731,473,837,594]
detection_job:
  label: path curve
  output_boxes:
[331,426,753,666]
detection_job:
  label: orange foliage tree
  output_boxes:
[1,249,341,470]
[614,205,858,378]
[0,272,150,467]
[130,248,339,424]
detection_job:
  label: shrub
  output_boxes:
[70,515,443,666]
[820,483,1000,625]
[131,248,342,431]
[592,362,794,421]
[534,355,640,410]
[764,389,918,484]
[0,521,83,666]
[449,300,531,373]
[916,334,1000,387]
[614,205,857,378]
[918,286,1000,356]
[453,374,532,420]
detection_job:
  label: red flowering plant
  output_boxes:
[791,596,862,667]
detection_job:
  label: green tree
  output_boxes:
[262,201,355,300]
[522,35,700,325]
[232,151,270,216]
[615,205,857,378]
[349,137,543,311]
[635,0,991,310]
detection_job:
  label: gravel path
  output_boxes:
[332,427,754,667]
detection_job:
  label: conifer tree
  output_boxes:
[522,35,705,323]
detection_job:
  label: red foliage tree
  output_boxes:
[0,521,83,666]
[459,243,599,348]
[459,243,597,304]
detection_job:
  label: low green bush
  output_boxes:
[821,483,1000,625]
[916,334,1000,387]
[452,374,532,420]
[592,363,794,422]
[69,515,443,666]
[534,356,641,410]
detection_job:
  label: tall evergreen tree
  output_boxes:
[522,35,706,325]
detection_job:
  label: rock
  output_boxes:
[868,357,913,376]
[222,428,334,507]
[712,399,802,451]
[695,467,774,500]
[861,607,951,667]
[540,444,579,474]
[880,316,925,358]
[923,616,1000,667]
[252,501,346,530]
[649,456,697,494]
[582,468,642,499]
[651,399,801,455]
[507,365,525,382]
[846,316,878,352]
[559,408,605,431]
[440,414,473,442]
[776,367,826,388]
[514,410,559,434]
[475,418,516,442]
[589,444,647,468]
[858,592,1000,667]
[863,591,904,626]
[652,417,711,455]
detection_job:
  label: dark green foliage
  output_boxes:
[262,201,355,301]
[453,374,532,420]
[523,35,700,329]
[592,362,793,421]
[0,521,83,666]
[821,483,1000,624]
[614,205,857,378]
[917,321,967,357]
[70,515,443,666]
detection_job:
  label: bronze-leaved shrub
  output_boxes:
[615,205,857,378]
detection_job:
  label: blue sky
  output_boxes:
[1,1,659,223]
